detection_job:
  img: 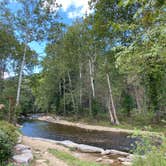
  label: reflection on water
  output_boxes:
[21,120,136,152]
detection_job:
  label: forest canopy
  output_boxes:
[0,0,165,126]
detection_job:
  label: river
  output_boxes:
[21,120,137,152]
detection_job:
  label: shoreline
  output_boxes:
[36,115,162,136]
[21,136,132,166]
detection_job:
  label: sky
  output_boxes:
[3,0,92,78]
[56,0,92,19]
[30,0,92,56]
[30,0,92,73]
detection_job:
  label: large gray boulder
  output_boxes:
[13,152,33,164]
[102,149,130,156]
[76,144,104,153]
[13,143,33,164]
[57,140,78,148]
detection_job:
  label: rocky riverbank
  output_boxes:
[15,114,155,165]
[12,136,136,166]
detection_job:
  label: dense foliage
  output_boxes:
[0,0,165,164]
[33,0,166,125]
[132,133,166,166]
[0,121,18,164]
[0,0,165,126]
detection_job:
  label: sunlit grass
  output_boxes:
[48,148,108,166]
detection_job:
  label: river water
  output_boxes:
[21,120,136,152]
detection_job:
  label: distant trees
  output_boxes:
[0,0,165,125]
[35,0,166,124]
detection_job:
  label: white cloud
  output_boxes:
[56,0,92,19]
[3,72,9,79]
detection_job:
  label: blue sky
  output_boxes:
[29,0,92,73]
[3,0,92,76]
[9,0,92,51]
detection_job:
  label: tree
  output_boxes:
[0,0,59,106]
[116,0,166,118]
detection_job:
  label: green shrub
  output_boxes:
[132,131,166,166]
[0,130,13,163]
[0,121,18,144]
[133,144,166,166]
[91,99,101,117]
[0,121,18,164]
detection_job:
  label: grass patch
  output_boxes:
[132,145,166,166]
[48,149,107,166]
[132,132,166,166]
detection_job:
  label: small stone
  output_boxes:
[118,157,132,162]
[102,155,109,159]
[21,149,32,154]
[96,158,103,162]
[17,136,22,144]
[104,159,114,164]
[109,149,130,156]
[127,154,135,160]
[36,159,47,163]
[101,149,112,155]
[15,144,30,152]
[122,161,132,166]
[34,151,41,154]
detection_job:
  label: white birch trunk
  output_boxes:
[16,44,27,106]
[89,59,95,98]
[68,71,76,111]
[107,96,114,123]
[79,64,82,106]
[63,78,66,115]
[106,73,119,125]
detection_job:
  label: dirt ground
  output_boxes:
[22,136,122,166]
[23,136,68,166]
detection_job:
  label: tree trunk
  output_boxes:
[0,60,5,93]
[134,86,142,113]
[89,91,92,117]
[59,81,62,96]
[107,96,114,124]
[67,71,76,112]
[89,59,95,98]
[16,44,27,106]
[63,78,66,115]
[106,73,119,125]
[79,64,82,106]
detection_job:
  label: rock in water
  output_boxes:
[57,140,78,148]
[76,144,104,153]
